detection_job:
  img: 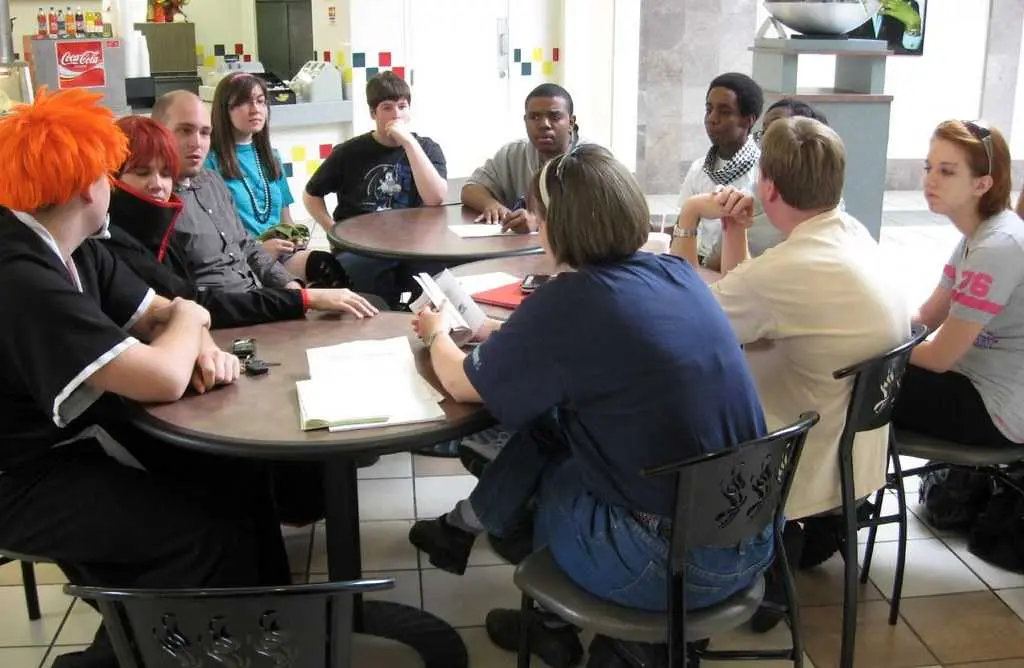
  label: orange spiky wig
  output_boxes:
[0,88,129,212]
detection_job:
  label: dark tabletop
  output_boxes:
[328,205,543,263]
[451,255,722,320]
[130,313,495,459]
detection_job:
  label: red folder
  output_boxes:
[472,281,526,309]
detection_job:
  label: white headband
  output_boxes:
[538,157,555,208]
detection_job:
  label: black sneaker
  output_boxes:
[408,516,476,575]
[485,608,583,668]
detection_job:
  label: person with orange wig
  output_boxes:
[0,89,291,668]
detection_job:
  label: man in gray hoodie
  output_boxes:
[461,83,580,233]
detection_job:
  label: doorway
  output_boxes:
[255,0,314,80]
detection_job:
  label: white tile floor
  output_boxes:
[5,192,1024,667]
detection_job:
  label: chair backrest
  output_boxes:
[64,579,393,668]
[643,412,819,571]
[832,324,928,452]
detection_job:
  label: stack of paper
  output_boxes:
[297,337,445,432]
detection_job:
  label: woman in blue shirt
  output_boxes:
[409,144,773,666]
[206,73,310,280]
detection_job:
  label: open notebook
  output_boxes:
[297,337,445,432]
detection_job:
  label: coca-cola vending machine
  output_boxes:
[30,38,128,115]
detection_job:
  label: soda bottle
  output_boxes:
[48,7,58,38]
[56,9,65,38]
[65,6,76,37]
[75,7,85,36]
[84,10,94,35]
[37,8,48,38]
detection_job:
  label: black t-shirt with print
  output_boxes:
[0,209,152,470]
[305,132,447,222]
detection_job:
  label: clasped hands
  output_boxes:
[685,185,756,232]
[150,297,240,394]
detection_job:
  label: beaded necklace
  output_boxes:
[239,144,272,226]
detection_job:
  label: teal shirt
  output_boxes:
[205,144,295,237]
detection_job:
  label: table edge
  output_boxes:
[129,402,498,460]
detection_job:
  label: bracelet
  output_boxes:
[423,330,443,348]
[673,225,698,239]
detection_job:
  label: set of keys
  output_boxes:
[230,338,281,377]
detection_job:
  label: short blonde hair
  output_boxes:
[759,117,844,211]
[527,145,649,268]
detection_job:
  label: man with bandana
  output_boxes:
[672,73,763,271]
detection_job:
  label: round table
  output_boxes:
[329,204,543,263]
[451,255,723,320]
[131,313,492,668]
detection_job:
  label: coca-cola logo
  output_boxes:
[56,40,106,89]
[59,50,101,68]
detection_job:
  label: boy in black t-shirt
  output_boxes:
[303,72,448,299]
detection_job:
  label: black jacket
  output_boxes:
[105,182,305,329]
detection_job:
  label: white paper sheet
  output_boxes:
[408,270,488,345]
[457,272,520,295]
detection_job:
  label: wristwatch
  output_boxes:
[673,225,698,239]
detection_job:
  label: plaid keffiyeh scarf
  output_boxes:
[702,137,760,186]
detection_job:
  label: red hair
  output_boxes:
[0,88,128,211]
[933,120,1012,219]
[115,115,180,179]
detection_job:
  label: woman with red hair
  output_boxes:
[106,115,379,327]
[0,90,290,668]
[893,120,1024,446]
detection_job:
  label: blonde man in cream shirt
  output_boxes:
[692,117,911,630]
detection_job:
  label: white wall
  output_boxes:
[755,2,989,159]
[560,0,639,172]
[1012,18,1024,156]
[186,0,258,67]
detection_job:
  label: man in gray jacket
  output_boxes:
[152,91,299,291]
[461,83,580,233]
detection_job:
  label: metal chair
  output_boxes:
[861,411,1024,646]
[0,551,45,620]
[511,412,820,668]
[65,579,424,668]
[832,324,928,668]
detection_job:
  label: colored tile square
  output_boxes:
[541,61,554,76]
[283,162,294,178]
[319,143,333,159]
[213,44,225,56]
[513,48,521,63]
[323,50,331,62]
[342,67,354,83]
[531,47,543,62]
[234,43,244,55]
[392,66,405,80]
[552,47,560,62]
[366,67,379,77]
[352,52,366,67]
[290,146,307,162]
[204,55,217,68]
[306,159,323,175]
[379,51,392,67]
[243,54,252,63]
[520,62,532,76]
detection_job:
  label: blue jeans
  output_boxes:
[468,413,774,612]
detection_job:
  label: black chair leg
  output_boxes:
[859,487,885,584]
[517,593,533,668]
[777,527,805,668]
[839,457,859,668]
[21,561,40,621]
[889,450,909,626]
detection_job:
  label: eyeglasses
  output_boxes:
[962,120,993,176]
